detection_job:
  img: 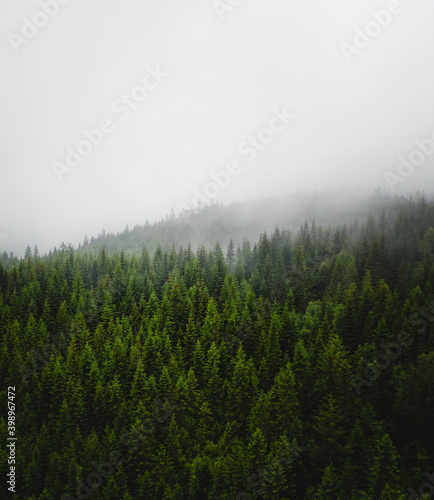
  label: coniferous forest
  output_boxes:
[1,192,434,500]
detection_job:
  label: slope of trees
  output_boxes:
[46,189,417,259]
[0,193,433,499]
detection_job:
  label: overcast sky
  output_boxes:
[1,0,434,255]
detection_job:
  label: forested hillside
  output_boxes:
[1,193,434,499]
[59,190,412,259]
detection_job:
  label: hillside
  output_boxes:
[73,190,413,258]
[0,192,434,498]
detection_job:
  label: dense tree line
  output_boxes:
[12,189,411,260]
[1,193,434,499]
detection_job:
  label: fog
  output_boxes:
[1,0,434,256]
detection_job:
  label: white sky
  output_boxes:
[1,0,434,255]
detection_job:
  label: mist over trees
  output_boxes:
[14,189,424,261]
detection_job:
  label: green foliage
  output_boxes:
[1,193,434,498]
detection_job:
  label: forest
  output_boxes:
[1,192,434,499]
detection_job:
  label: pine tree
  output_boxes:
[268,362,301,440]
[226,239,235,273]
[314,464,340,500]
[368,433,401,499]
[310,393,346,473]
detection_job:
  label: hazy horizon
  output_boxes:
[2,0,434,256]
[2,187,432,258]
